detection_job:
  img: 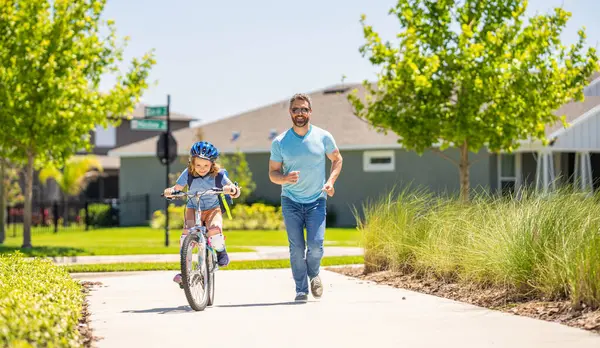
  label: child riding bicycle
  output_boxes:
[163,141,241,287]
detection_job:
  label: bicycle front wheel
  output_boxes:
[207,250,216,306]
[180,233,210,311]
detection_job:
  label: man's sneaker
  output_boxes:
[294,292,308,302]
[173,273,183,289]
[310,275,323,298]
[217,250,229,266]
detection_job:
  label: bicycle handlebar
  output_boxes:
[161,188,224,199]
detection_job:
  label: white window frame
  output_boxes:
[95,125,116,148]
[363,150,395,172]
[497,153,522,193]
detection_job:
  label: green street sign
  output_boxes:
[145,106,167,118]
[131,119,166,131]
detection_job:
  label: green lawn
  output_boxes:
[63,255,364,273]
[1,226,361,257]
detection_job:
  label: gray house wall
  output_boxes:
[119,147,493,227]
[119,156,188,226]
[324,148,492,226]
[553,112,600,150]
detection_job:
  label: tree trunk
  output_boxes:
[22,152,33,248]
[62,193,68,228]
[0,160,5,244]
[459,140,470,203]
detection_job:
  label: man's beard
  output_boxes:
[292,116,308,127]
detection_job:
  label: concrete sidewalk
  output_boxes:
[74,269,600,348]
[47,246,363,265]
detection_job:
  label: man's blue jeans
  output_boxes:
[281,196,326,294]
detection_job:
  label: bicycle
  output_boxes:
[161,188,226,311]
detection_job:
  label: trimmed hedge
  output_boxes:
[151,202,284,230]
[0,253,85,347]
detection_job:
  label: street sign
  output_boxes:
[131,119,166,131]
[145,106,168,118]
[157,132,177,165]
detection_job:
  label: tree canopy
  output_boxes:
[349,0,599,201]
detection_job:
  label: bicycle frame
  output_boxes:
[163,188,224,264]
[162,188,223,310]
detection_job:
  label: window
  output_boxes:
[498,153,521,195]
[95,125,116,147]
[363,150,395,172]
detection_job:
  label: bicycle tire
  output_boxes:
[180,233,210,311]
[207,251,216,306]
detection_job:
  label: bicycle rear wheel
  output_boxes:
[180,233,210,311]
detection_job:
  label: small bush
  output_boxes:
[0,252,85,347]
[149,203,185,230]
[358,186,600,308]
[224,203,284,230]
[150,203,284,230]
[79,203,116,227]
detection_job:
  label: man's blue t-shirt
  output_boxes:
[176,168,233,210]
[270,125,338,203]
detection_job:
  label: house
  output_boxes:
[30,103,193,204]
[108,79,600,227]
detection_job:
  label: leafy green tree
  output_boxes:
[219,151,256,204]
[0,0,155,247]
[39,155,103,227]
[349,0,598,201]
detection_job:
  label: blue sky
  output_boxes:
[99,0,600,125]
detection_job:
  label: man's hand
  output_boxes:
[285,171,300,184]
[322,181,335,197]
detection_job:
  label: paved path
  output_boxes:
[73,269,600,348]
[47,246,363,264]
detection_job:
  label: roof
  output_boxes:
[547,96,600,136]
[108,80,600,158]
[109,83,402,157]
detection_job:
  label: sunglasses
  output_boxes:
[291,107,310,114]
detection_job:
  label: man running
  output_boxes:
[268,93,343,302]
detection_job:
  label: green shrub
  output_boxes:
[149,203,185,230]
[358,186,600,308]
[218,151,256,204]
[150,202,283,230]
[224,203,284,230]
[79,203,116,227]
[0,252,85,347]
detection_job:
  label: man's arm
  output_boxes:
[326,149,343,185]
[269,160,287,185]
[322,149,342,197]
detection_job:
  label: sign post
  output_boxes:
[145,97,175,247]
[165,95,171,247]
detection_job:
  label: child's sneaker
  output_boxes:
[173,273,183,288]
[217,250,229,266]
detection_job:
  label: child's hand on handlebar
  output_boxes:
[223,184,241,198]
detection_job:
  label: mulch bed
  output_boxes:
[78,281,104,347]
[327,266,600,334]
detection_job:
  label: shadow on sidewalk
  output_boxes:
[122,306,194,314]
[215,301,305,308]
[122,301,306,314]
